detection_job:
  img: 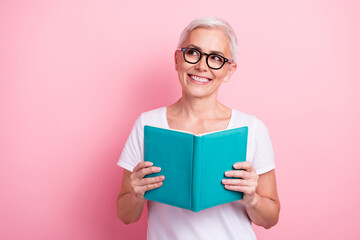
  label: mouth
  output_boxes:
[188,74,212,85]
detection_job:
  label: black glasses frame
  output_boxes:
[179,47,233,70]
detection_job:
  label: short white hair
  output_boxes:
[177,17,239,62]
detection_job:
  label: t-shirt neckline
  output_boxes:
[164,107,234,132]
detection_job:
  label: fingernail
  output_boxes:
[222,179,228,183]
[225,171,230,176]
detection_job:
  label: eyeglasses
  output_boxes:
[178,47,233,70]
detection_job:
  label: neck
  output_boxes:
[173,91,227,120]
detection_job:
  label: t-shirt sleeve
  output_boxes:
[117,114,144,172]
[252,118,275,175]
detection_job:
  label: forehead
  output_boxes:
[182,27,231,54]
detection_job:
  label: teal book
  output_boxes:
[144,125,248,212]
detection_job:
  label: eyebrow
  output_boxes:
[186,44,225,56]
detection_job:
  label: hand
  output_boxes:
[222,161,259,207]
[130,161,165,200]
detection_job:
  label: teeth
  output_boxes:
[190,75,210,82]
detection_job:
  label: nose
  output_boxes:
[195,54,208,71]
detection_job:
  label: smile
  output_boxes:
[188,74,212,85]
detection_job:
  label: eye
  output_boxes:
[209,55,224,62]
[186,48,200,56]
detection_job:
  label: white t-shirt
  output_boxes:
[117,107,275,240]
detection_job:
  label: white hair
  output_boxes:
[177,17,239,62]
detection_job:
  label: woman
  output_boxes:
[116,17,280,239]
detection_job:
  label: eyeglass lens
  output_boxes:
[183,48,225,69]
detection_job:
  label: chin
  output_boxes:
[182,88,212,98]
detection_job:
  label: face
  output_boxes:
[175,27,237,98]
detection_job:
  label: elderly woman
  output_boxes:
[116,17,280,239]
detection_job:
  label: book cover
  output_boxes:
[143,125,248,212]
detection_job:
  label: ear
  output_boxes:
[174,50,179,71]
[222,63,237,83]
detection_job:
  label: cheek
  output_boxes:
[177,68,187,82]
[213,68,228,80]
[177,62,192,74]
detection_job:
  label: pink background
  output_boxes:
[1,0,359,239]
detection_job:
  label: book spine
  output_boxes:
[192,135,203,212]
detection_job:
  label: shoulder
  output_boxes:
[230,109,271,137]
[135,106,167,128]
[140,106,165,119]
[231,109,265,128]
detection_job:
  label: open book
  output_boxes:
[143,125,248,212]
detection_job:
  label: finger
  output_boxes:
[222,178,247,186]
[233,161,253,172]
[224,185,253,193]
[139,181,164,193]
[224,184,244,192]
[136,166,161,179]
[138,175,165,186]
[133,161,153,172]
[225,170,251,179]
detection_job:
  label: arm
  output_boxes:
[117,162,164,224]
[243,169,280,228]
[222,162,280,229]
